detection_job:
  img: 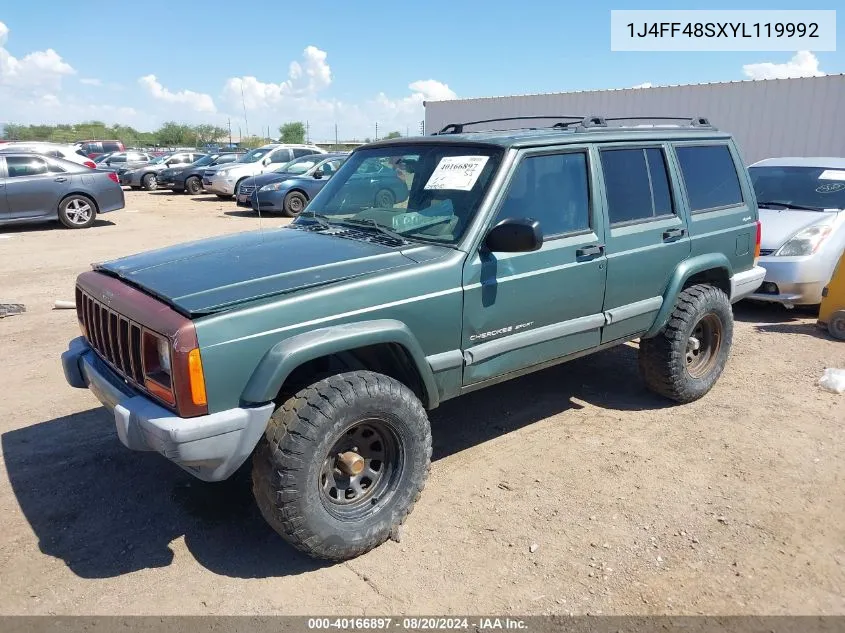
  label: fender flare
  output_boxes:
[643,253,733,338]
[241,319,440,408]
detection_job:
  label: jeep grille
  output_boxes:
[75,286,144,385]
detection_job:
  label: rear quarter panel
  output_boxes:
[669,138,758,276]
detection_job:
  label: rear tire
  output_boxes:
[141,173,157,191]
[58,195,97,229]
[185,176,202,195]
[282,191,308,217]
[638,284,733,403]
[828,310,845,340]
[252,371,432,561]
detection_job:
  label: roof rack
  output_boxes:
[434,115,714,135]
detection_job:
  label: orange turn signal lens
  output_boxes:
[187,348,207,406]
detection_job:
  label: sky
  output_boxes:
[1,0,842,141]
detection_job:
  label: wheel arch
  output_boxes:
[643,253,733,339]
[59,191,99,213]
[241,319,440,409]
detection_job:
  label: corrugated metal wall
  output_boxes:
[424,76,845,164]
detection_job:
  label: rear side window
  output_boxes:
[675,144,743,211]
[269,148,292,163]
[5,156,49,177]
[601,147,674,224]
[103,142,122,153]
[496,151,591,237]
[293,148,316,158]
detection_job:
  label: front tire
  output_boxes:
[282,191,308,217]
[141,173,157,191]
[252,371,432,561]
[185,176,202,195]
[828,310,845,341]
[638,284,733,403]
[58,195,97,229]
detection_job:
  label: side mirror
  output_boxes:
[262,157,271,166]
[484,218,543,253]
[313,169,323,179]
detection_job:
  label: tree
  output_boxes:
[239,135,265,150]
[385,131,402,139]
[279,122,306,144]
[193,124,227,146]
[156,121,195,147]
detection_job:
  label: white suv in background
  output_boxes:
[0,142,97,168]
[203,143,326,198]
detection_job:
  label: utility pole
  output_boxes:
[228,118,232,147]
[335,123,338,150]
[305,121,310,144]
[375,122,378,141]
[419,120,425,135]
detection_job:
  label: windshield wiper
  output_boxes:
[339,217,407,243]
[758,201,827,212]
[297,210,332,229]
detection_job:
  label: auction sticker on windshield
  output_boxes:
[818,170,845,181]
[425,156,490,191]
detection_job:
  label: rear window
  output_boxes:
[102,142,122,153]
[675,144,743,212]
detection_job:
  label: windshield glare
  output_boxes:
[239,147,272,163]
[190,154,215,167]
[294,145,503,244]
[149,155,170,165]
[276,156,320,174]
[750,166,845,210]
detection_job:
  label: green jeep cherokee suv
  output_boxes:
[62,115,765,561]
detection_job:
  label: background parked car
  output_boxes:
[0,142,97,169]
[203,144,326,199]
[74,140,125,159]
[97,151,154,172]
[119,151,207,190]
[159,152,245,194]
[0,152,125,229]
[747,157,845,307]
[241,153,348,215]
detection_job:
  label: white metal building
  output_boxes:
[424,75,845,164]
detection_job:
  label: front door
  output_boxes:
[4,155,70,219]
[595,143,692,343]
[461,147,608,386]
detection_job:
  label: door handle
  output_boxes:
[663,228,686,240]
[54,177,68,183]
[576,244,605,258]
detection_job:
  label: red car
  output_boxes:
[75,140,125,159]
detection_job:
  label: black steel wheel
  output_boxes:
[374,188,395,208]
[282,191,308,217]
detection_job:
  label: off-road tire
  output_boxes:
[282,191,308,217]
[57,194,97,229]
[141,173,157,191]
[638,284,733,403]
[185,176,202,195]
[252,371,432,561]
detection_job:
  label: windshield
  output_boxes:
[239,147,273,163]
[191,154,215,167]
[295,144,504,244]
[275,155,321,174]
[750,166,845,211]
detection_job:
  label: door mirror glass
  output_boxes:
[484,217,543,253]
[312,169,323,179]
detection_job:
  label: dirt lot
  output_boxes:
[0,190,843,616]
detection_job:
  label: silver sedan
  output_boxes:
[0,152,125,229]
[748,157,845,307]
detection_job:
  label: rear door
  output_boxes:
[596,143,692,343]
[461,146,607,385]
[4,156,71,218]
[670,141,755,274]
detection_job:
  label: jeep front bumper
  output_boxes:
[61,337,274,482]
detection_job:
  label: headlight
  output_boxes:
[260,183,284,192]
[142,330,174,405]
[774,225,832,257]
[157,336,172,374]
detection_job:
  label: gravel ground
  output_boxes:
[0,190,843,615]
